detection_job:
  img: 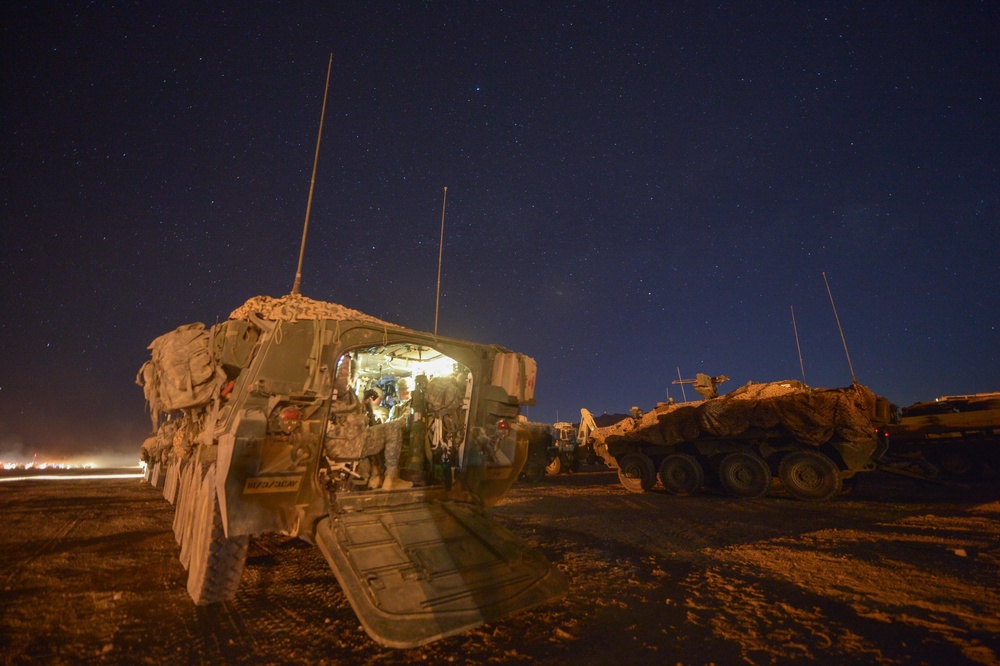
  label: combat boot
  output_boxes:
[381,466,413,491]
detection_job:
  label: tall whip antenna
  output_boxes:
[822,272,857,383]
[433,186,448,335]
[790,305,806,382]
[292,54,334,296]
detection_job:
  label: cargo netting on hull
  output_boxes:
[229,293,403,328]
[593,381,879,449]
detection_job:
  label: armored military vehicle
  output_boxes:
[884,392,1000,478]
[586,376,894,501]
[137,293,567,648]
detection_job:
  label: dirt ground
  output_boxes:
[1,468,998,665]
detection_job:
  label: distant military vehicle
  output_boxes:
[516,419,556,483]
[585,374,894,501]
[884,392,1000,478]
[137,293,567,648]
[547,410,606,475]
[515,411,608,481]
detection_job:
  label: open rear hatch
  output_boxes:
[315,499,568,648]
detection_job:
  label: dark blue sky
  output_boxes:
[2,3,998,463]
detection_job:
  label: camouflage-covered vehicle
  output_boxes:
[588,376,894,502]
[137,293,567,648]
[884,392,1000,478]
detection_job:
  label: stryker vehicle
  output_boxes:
[137,293,567,648]
[586,374,894,501]
[884,391,1000,478]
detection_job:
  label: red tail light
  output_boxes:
[279,406,302,433]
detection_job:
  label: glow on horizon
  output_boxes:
[0,472,144,483]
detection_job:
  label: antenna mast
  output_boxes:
[790,305,806,382]
[292,54,334,296]
[434,186,448,335]
[822,272,857,384]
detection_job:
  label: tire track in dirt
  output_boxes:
[1,515,81,587]
[3,472,998,664]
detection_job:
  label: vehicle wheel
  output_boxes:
[617,453,656,493]
[719,452,771,499]
[568,457,581,473]
[186,463,249,605]
[658,454,704,496]
[545,454,562,476]
[779,450,842,502]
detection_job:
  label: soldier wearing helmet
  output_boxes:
[389,379,412,422]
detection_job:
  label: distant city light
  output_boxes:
[0,457,143,482]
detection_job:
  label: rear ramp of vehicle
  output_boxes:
[315,499,568,648]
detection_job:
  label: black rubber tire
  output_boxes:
[568,458,581,473]
[719,452,772,499]
[186,463,249,605]
[779,450,842,502]
[617,453,656,493]
[545,454,562,476]
[658,453,704,496]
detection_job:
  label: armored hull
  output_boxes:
[137,293,566,647]
[590,380,893,501]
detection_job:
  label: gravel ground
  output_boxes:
[1,468,998,665]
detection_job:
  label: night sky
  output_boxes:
[3,4,998,464]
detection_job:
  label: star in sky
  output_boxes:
[1,3,997,462]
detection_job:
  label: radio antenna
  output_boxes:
[822,272,857,384]
[292,53,334,296]
[790,305,806,382]
[434,186,448,335]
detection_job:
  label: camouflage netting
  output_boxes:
[592,381,880,449]
[137,323,227,428]
[138,295,410,430]
[229,293,403,328]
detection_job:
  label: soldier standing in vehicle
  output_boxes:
[363,387,384,426]
[389,379,412,421]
